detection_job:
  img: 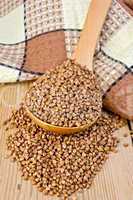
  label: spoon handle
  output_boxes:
[73,0,112,70]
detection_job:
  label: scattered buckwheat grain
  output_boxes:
[25,59,102,127]
[123,133,128,138]
[5,104,124,198]
[123,143,129,148]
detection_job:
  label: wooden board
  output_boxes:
[130,121,133,130]
[0,82,133,200]
[130,121,133,143]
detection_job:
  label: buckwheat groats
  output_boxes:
[25,59,102,127]
[5,104,124,198]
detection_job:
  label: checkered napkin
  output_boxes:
[0,0,132,96]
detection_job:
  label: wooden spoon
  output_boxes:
[25,0,112,134]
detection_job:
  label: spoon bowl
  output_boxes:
[25,106,99,134]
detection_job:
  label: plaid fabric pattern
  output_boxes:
[64,30,80,58]
[0,0,23,17]
[19,71,39,81]
[100,0,131,46]
[94,51,127,93]
[0,0,132,94]
[64,30,100,58]
[0,43,25,68]
[25,0,63,39]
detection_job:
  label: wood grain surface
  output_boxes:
[131,121,133,129]
[0,82,133,200]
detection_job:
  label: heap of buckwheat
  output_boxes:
[5,104,124,198]
[25,59,102,127]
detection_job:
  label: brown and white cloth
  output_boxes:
[0,0,133,119]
